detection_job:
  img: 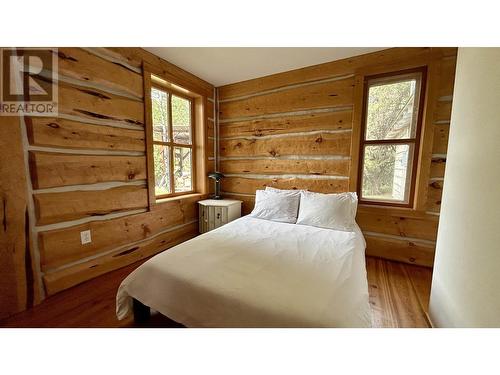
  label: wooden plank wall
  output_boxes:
[1,47,214,317]
[0,117,41,319]
[217,47,457,267]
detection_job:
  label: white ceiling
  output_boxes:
[145,47,387,87]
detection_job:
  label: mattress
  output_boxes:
[116,216,372,327]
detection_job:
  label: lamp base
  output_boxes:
[212,194,223,200]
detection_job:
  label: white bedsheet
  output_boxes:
[116,216,371,327]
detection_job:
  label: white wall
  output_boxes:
[428,48,500,327]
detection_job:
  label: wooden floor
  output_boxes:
[366,257,432,328]
[0,256,432,328]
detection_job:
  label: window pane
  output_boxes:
[366,74,421,140]
[173,147,192,192]
[171,95,191,144]
[153,145,171,196]
[151,88,169,142]
[361,144,414,203]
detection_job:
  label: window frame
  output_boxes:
[150,82,196,200]
[357,67,427,208]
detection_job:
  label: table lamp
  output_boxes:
[208,172,224,199]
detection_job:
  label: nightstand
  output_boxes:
[198,199,242,233]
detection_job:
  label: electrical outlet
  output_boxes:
[80,230,92,245]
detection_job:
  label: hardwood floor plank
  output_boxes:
[0,261,139,327]
[387,261,430,327]
[404,263,433,312]
[0,256,433,328]
[366,257,432,328]
[366,257,398,328]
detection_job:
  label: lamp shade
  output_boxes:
[208,172,224,181]
[208,172,224,199]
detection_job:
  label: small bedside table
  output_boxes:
[198,199,242,233]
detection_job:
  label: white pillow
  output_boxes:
[296,191,358,231]
[265,186,303,196]
[250,189,300,223]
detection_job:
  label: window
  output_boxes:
[358,68,426,207]
[151,84,195,198]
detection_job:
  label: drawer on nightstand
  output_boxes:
[198,199,242,233]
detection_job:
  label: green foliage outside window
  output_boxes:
[151,87,193,196]
[362,78,417,200]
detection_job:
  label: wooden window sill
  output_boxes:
[154,192,205,205]
[358,204,416,213]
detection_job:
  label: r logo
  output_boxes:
[0,48,58,115]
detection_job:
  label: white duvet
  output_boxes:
[116,216,372,327]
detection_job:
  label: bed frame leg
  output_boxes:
[133,298,150,326]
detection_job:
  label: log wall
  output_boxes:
[1,47,455,318]
[1,47,214,317]
[217,48,457,267]
[0,117,41,319]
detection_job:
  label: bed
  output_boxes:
[116,216,372,327]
